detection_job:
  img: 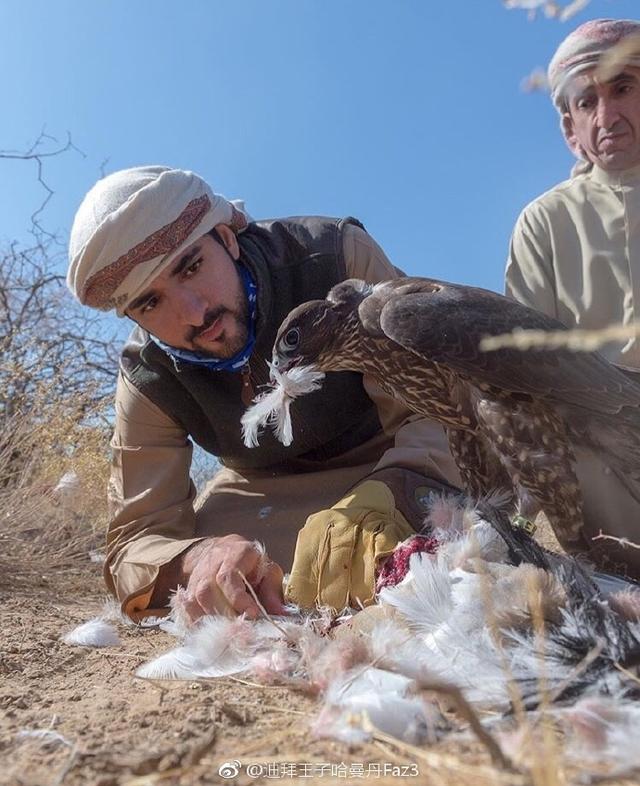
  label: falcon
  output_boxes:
[266,277,640,555]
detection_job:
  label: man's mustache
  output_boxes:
[598,121,627,141]
[189,307,229,343]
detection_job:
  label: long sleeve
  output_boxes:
[106,221,462,620]
[342,224,462,489]
[505,205,559,320]
[105,372,204,619]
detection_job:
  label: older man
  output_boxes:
[506,18,640,569]
[506,18,640,367]
[68,166,461,621]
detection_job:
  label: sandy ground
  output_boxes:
[0,574,470,786]
[0,568,494,786]
[3,562,640,786]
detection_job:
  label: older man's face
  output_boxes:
[564,66,640,171]
[126,231,249,358]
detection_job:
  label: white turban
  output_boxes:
[67,166,248,316]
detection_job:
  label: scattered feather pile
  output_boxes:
[115,496,640,778]
[241,364,325,447]
[136,617,283,679]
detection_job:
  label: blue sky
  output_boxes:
[1,0,637,300]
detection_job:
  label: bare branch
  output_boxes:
[0,129,86,242]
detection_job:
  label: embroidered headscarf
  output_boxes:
[547,19,640,176]
[67,165,249,316]
[548,18,640,110]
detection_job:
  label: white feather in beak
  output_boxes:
[241,364,325,447]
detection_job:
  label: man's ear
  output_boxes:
[561,112,586,160]
[215,223,240,260]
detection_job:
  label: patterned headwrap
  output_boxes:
[548,18,640,110]
[67,165,249,316]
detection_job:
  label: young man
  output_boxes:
[68,165,461,621]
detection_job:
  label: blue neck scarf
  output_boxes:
[150,264,257,372]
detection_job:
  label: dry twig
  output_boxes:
[479,323,640,353]
[614,662,640,688]
[236,570,294,641]
[596,33,640,82]
[592,531,640,551]
[414,679,516,772]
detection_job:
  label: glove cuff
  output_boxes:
[365,467,459,531]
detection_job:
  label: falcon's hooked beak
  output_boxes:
[269,352,301,382]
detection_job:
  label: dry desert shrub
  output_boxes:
[0,235,119,586]
[0,379,112,587]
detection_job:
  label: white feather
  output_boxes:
[136,616,281,680]
[62,617,121,648]
[16,729,72,748]
[366,618,432,679]
[99,597,132,625]
[241,365,325,447]
[135,644,235,680]
[377,544,521,708]
[53,470,80,497]
[378,552,454,634]
[315,666,436,745]
[563,696,640,777]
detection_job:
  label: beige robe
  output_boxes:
[506,163,640,368]
[108,225,462,619]
[506,164,640,573]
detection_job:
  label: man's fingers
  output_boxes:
[256,562,286,615]
[181,537,285,622]
[185,578,235,621]
[217,566,260,618]
[182,595,205,623]
[257,580,286,615]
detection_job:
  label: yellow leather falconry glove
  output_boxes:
[285,479,415,611]
[285,469,459,611]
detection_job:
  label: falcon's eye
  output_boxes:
[281,327,300,352]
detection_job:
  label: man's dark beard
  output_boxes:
[189,296,250,359]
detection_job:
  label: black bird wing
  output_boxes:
[356,277,640,417]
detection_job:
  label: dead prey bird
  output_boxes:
[243,277,640,556]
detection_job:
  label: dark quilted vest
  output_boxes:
[120,216,382,470]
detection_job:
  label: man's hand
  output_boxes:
[179,535,286,622]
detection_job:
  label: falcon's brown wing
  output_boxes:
[357,277,640,417]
